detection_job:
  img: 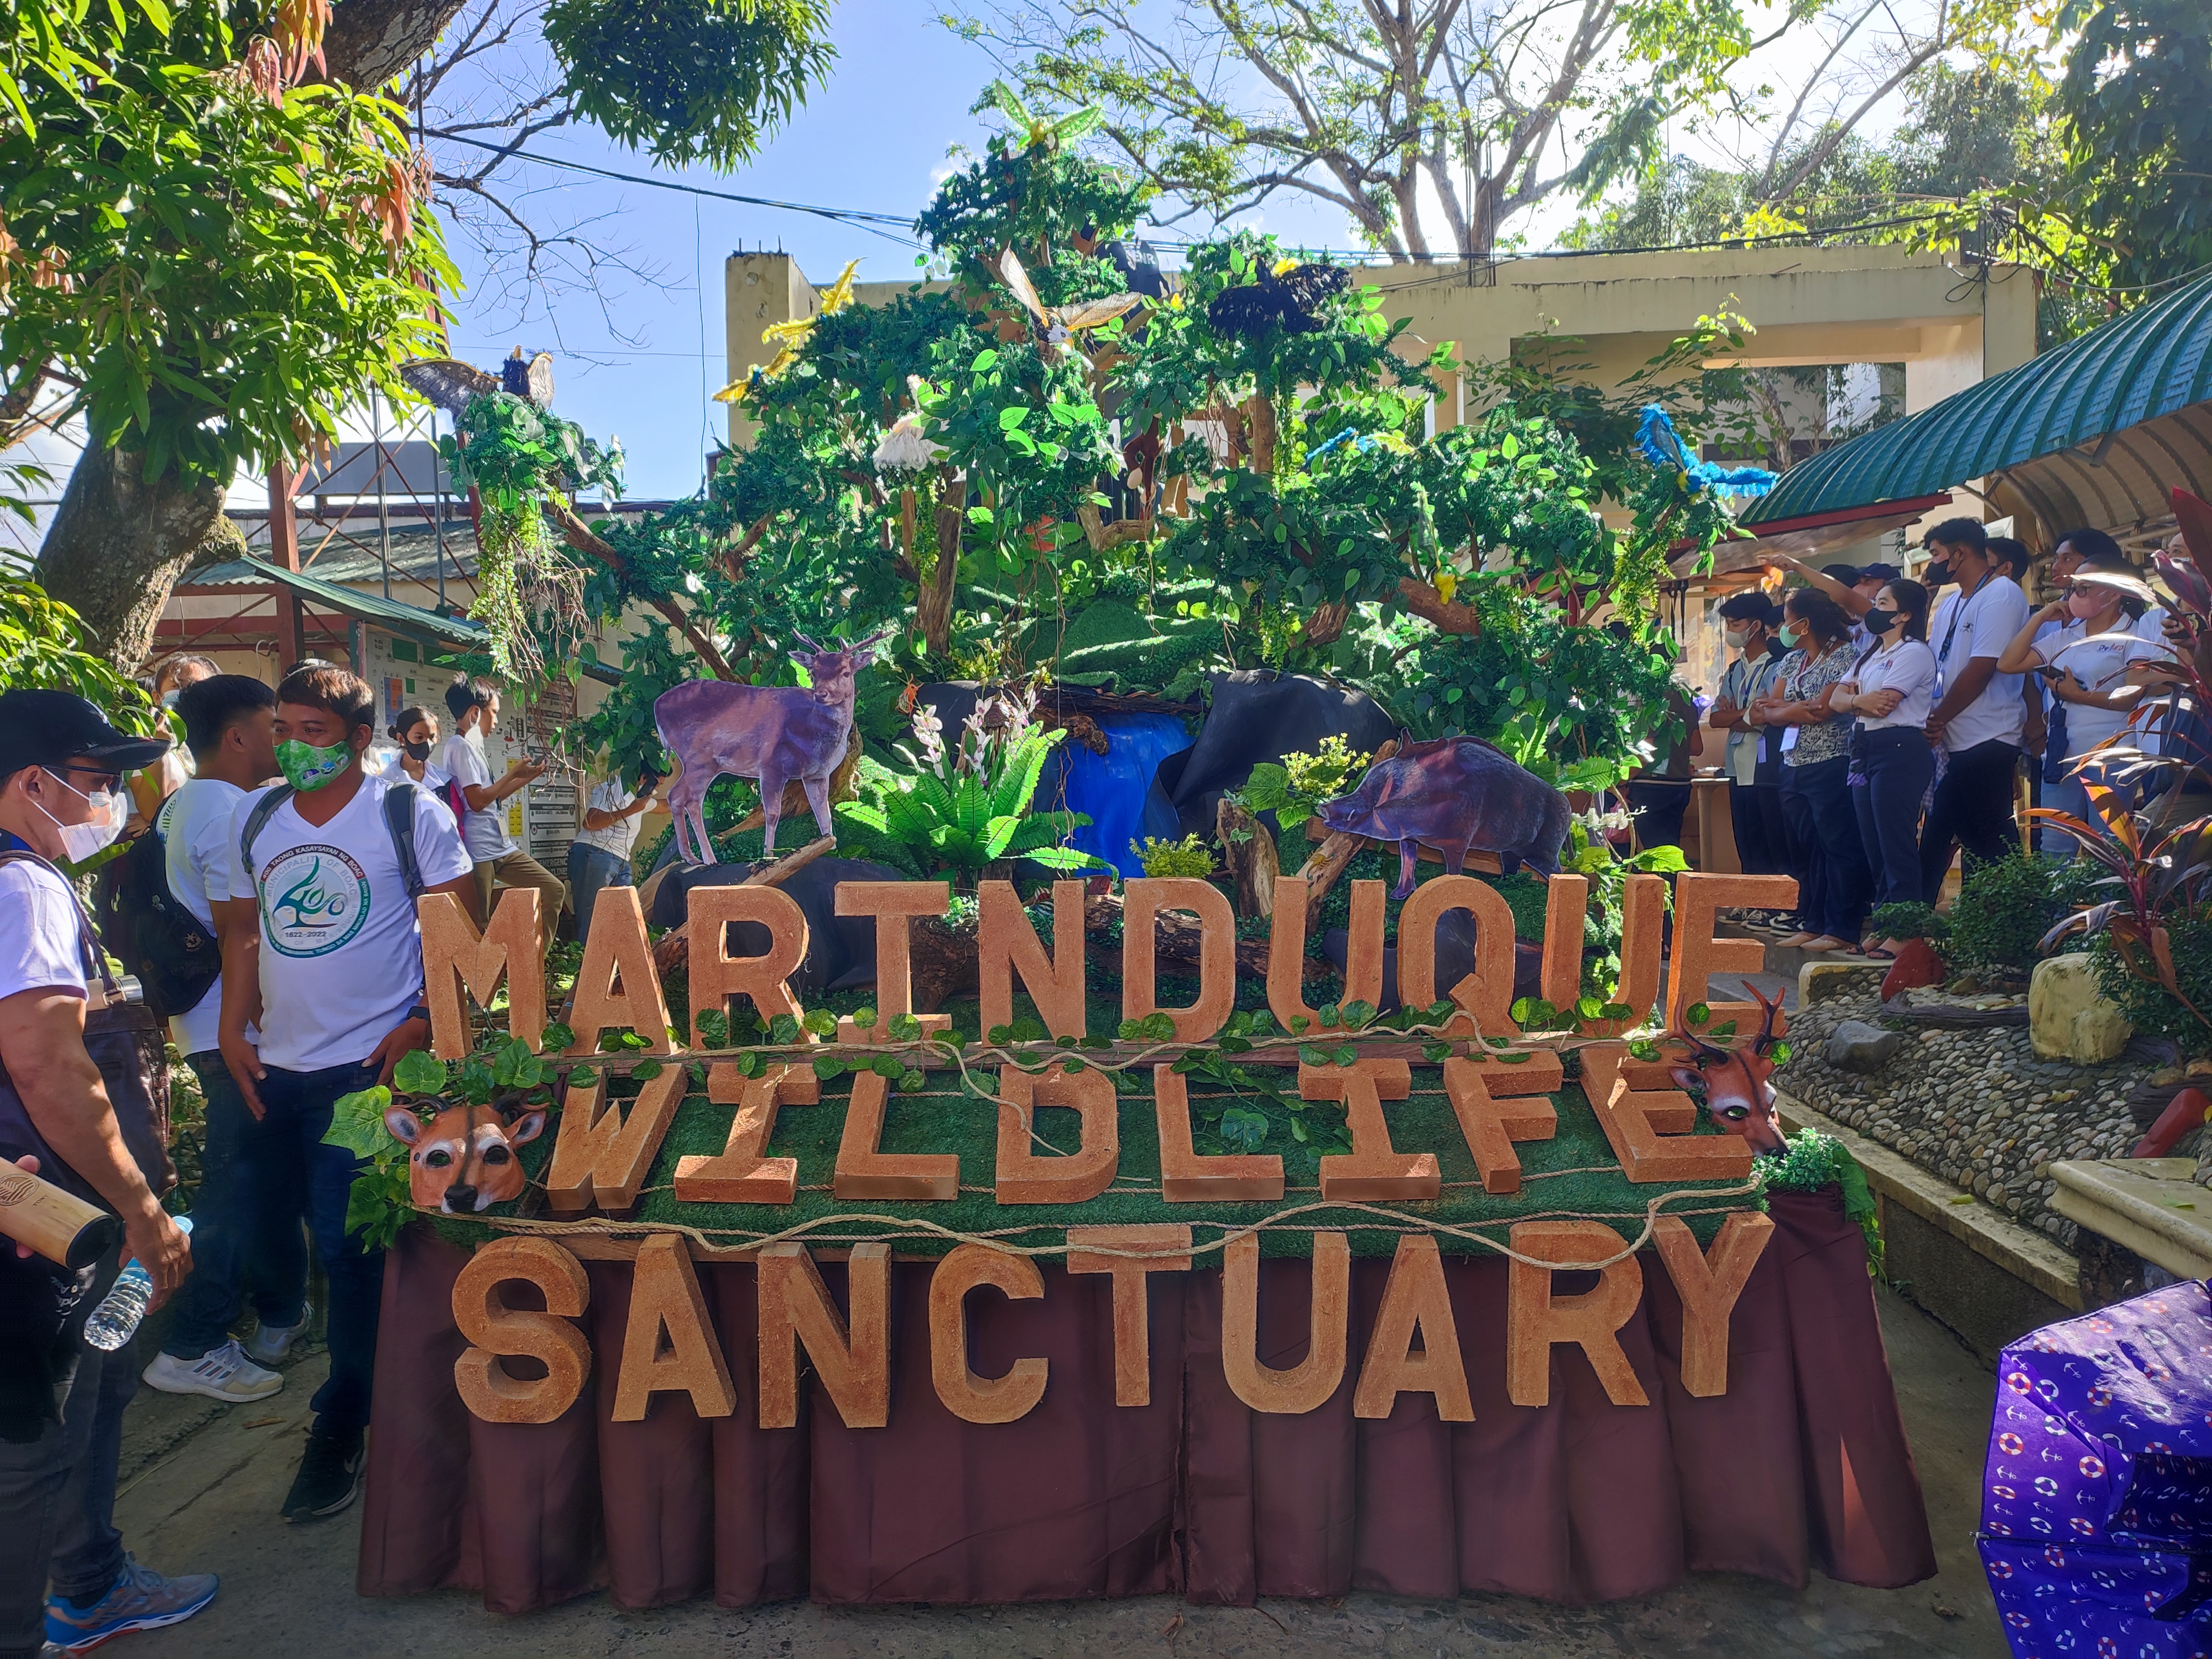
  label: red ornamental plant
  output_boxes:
[2034,488,2212,1032]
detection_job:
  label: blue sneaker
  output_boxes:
[44,1553,217,1650]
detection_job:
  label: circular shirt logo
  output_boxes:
[258,844,369,958]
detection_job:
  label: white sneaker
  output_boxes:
[142,1339,283,1402]
[245,1308,311,1366]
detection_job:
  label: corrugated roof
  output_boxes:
[1740,272,2212,531]
[194,522,481,589]
[229,554,489,649]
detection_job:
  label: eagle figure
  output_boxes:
[400,346,555,415]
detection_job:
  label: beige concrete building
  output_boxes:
[726,243,2037,452]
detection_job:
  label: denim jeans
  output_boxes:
[0,1249,134,1653]
[2042,754,2125,858]
[1853,727,1936,911]
[249,1060,385,1441]
[1784,755,1873,941]
[161,1052,310,1360]
[566,842,632,950]
[1727,781,1789,877]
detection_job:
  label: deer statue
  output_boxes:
[1665,984,1790,1156]
[654,629,891,864]
[385,1102,546,1214]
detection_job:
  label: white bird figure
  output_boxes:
[872,376,944,473]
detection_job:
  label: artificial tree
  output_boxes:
[437,86,1754,805]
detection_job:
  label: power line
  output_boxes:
[431,134,926,244]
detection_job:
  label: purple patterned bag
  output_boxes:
[1979,1281,2212,1656]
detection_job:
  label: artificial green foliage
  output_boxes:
[541,0,834,171]
[1131,833,1215,879]
[834,686,1105,886]
[0,0,453,488]
[535,88,1748,804]
[0,572,155,733]
[324,1034,556,1248]
[1563,820,1688,1004]
[1761,1127,1884,1273]
[1230,736,1372,837]
[438,392,624,679]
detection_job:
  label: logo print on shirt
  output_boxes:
[258,844,370,958]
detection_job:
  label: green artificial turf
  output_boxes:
[439,1058,1761,1263]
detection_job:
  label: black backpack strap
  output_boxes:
[383,781,427,901]
[237,784,295,882]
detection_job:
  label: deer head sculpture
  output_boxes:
[385,1102,546,1214]
[1666,985,1790,1156]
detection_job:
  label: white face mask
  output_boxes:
[34,770,127,863]
[1724,628,1749,649]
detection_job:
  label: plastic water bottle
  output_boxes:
[83,1215,191,1352]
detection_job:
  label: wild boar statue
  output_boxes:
[1314,735,1571,898]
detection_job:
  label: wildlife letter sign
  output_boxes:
[418,872,1801,1431]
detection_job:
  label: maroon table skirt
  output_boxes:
[357,1190,1935,1612]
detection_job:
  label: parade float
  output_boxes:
[349,91,1934,1613]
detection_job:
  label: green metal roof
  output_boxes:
[1740,272,2212,529]
[231,552,491,649]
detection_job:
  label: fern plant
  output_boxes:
[835,687,1106,889]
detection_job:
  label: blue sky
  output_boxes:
[431,2,1355,502]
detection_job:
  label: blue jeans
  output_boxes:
[247,1060,385,1442]
[2042,754,2125,859]
[567,842,632,950]
[162,1053,310,1360]
[1853,727,1936,912]
[1784,754,1873,941]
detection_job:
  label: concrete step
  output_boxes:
[1775,1091,2081,1366]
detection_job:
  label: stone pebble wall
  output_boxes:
[1772,985,2153,1248]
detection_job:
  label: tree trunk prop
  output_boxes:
[1217,796,1278,919]
[916,474,965,658]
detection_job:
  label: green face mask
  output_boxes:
[1777,624,1803,648]
[275,737,353,792]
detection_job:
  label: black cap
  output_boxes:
[0,690,171,778]
[1860,562,1901,583]
[1820,562,1865,585]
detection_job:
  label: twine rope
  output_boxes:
[437,1176,1761,1271]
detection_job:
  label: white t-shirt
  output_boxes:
[226,774,471,1071]
[571,782,642,860]
[0,852,88,1003]
[1849,638,1938,732]
[435,732,513,863]
[2035,619,2150,755]
[1929,574,2033,752]
[158,777,257,1057]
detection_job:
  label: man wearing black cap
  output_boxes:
[0,691,215,1655]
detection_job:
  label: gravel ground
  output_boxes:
[1773,987,2152,1246]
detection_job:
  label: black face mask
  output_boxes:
[1863,608,1900,634]
[1924,558,1952,588]
[403,740,432,761]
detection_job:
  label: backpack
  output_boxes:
[238,780,428,901]
[93,796,221,1022]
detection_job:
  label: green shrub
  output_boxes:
[2090,915,2212,1055]
[1869,902,1949,945]
[1947,854,2094,977]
